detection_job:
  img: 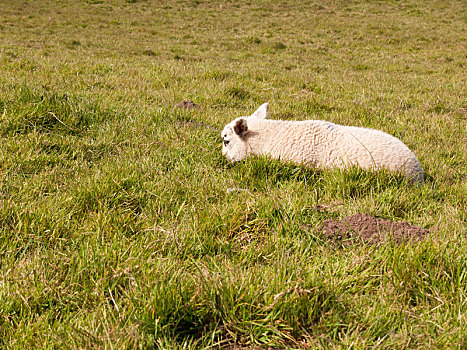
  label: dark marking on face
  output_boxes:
[233,118,248,136]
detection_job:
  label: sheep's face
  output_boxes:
[221,103,269,162]
[221,117,249,162]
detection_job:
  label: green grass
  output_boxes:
[0,0,466,348]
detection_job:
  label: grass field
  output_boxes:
[0,0,466,348]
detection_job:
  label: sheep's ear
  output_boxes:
[233,118,248,137]
[251,103,269,119]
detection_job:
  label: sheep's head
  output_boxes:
[221,103,269,162]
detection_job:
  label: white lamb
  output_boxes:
[221,103,424,183]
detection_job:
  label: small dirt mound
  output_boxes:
[322,213,428,244]
[176,100,198,110]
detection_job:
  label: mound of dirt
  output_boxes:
[322,213,428,244]
[176,100,198,110]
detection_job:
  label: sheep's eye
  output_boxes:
[223,139,230,146]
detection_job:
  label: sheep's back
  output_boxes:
[247,119,423,182]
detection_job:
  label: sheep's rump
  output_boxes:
[309,122,423,183]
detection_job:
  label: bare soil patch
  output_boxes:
[176,100,198,110]
[322,213,428,244]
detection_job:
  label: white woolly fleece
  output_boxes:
[221,103,423,183]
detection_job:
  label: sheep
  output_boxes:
[221,103,424,183]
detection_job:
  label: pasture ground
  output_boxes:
[0,0,466,348]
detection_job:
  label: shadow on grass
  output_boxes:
[139,268,350,347]
[227,156,410,197]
